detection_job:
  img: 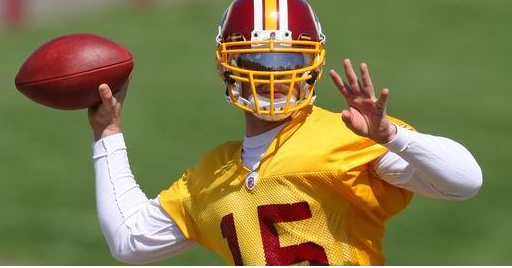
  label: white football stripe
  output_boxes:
[254,0,263,31]
[279,0,288,30]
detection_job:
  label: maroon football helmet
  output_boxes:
[216,0,326,121]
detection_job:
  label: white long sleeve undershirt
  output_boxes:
[92,127,482,264]
[93,136,196,264]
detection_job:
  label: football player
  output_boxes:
[88,0,482,265]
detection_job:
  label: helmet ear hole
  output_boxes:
[223,71,236,85]
[306,71,319,85]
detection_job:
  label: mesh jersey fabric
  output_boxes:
[159,106,414,265]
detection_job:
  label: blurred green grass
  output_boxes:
[0,0,511,265]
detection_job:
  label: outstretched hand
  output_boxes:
[329,59,396,144]
[88,80,129,141]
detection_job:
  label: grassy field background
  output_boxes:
[1,0,511,265]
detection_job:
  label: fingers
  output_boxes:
[113,78,131,104]
[360,63,375,98]
[340,109,362,135]
[360,63,371,88]
[341,109,353,126]
[114,82,129,102]
[98,84,116,108]
[339,59,375,97]
[332,59,388,107]
[329,69,351,99]
[376,88,389,113]
[343,59,361,94]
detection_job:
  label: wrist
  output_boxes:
[377,123,397,144]
[93,125,122,141]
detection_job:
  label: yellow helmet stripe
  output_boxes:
[264,0,278,30]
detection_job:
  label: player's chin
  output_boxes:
[254,112,294,122]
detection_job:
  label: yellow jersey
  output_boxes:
[159,106,413,265]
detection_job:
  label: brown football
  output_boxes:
[15,33,134,110]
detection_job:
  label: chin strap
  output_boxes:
[247,94,298,112]
[253,112,293,122]
[247,94,297,121]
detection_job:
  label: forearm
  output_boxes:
[93,134,195,264]
[376,125,483,200]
